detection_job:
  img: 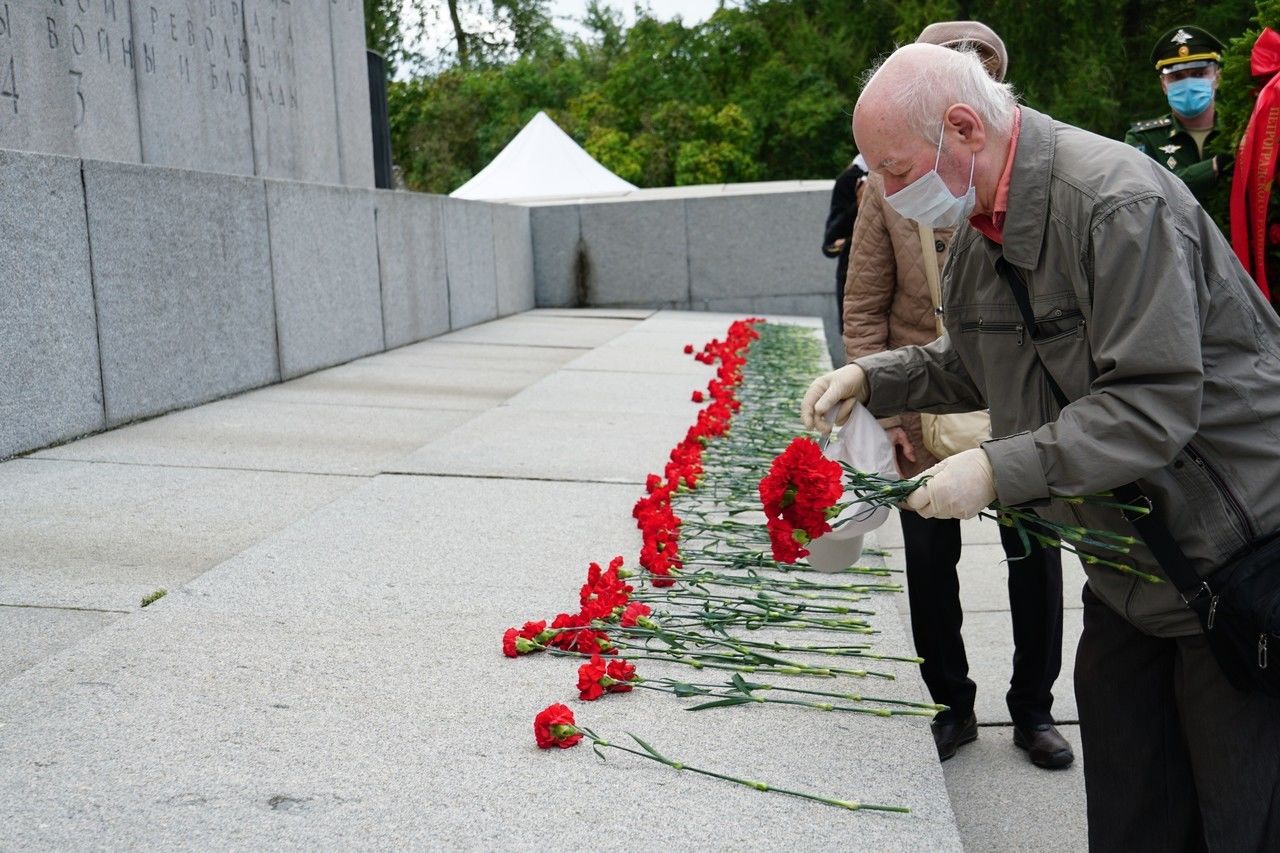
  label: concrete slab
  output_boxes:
[390,407,695,483]
[503,370,705,416]
[266,180,383,379]
[174,475,642,617]
[436,315,638,349]
[374,191,449,348]
[563,340,718,375]
[243,360,558,412]
[0,605,960,850]
[0,458,359,611]
[329,0,375,187]
[943,724,1087,852]
[83,159,278,425]
[525,308,655,320]
[444,198,499,329]
[963,609,1083,725]
[0,150,105,460]
[529,203,581,307]
[130,0,256,176]
[579,198,689,305]
[493,203,536,317]
[686,191,832,300]
[32,398,477,477]
[0,606,121,684]
[363,340,583,372]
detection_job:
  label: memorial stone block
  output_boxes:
[0,0,142,161]
[686,191,831,300]
[83,159,278,425]
[0,150,105,459]
[375,190,449,348]
[529,203,581,308]
[267,180,382,378]
[578,198,690,306]
[243,0,340,184]
[328,0,372,186]
[443,197,498,330]
[128,0,255,175]
[492,202,535,317]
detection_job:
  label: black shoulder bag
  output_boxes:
[997,259,1280,696]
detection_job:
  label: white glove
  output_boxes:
[904,447,996,519]
[800,365,869,435]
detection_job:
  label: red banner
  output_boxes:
[1231,28,1280,301]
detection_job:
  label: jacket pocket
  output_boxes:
[1030,317,1093,403]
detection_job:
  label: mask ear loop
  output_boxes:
[932,123,946,170]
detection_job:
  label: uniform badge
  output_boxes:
[1159,144,1181,154]
[1167,156,1178,169]
[1178,45,1190,57]
[1172,29,1193,44]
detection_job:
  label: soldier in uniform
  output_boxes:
[1125,25,1232,205]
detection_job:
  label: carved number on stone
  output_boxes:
[0,56,16,115]
[69,69,84,128]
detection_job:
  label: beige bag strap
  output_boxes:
[917,221,945,339]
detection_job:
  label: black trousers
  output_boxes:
[1075,584,1280,852]
[899,511,1064,726]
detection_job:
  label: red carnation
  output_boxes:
[577,655,609,700]
[577,655,638,700]
[534,703,582,749]
[683,344,694,354]
[691,390,704,403]
[758,437,844,562]
[502,628,520,658]
[620,602,652,627]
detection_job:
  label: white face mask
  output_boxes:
[883,124,976,229]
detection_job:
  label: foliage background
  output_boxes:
[367,0,1259,195]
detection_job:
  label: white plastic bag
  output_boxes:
[805,402,899,572]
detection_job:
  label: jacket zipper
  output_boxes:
[959,320,1024,345]
[1185,443,1256,542]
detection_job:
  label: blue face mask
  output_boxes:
[1166,77,1214,118]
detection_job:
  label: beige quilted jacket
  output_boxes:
[841,172,952,476]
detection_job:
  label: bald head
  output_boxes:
[853,43,1018,217]
[855,43,1015,148]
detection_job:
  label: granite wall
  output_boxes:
[528,189,846,365]
[0,149,534,460]
[0,0,373,186]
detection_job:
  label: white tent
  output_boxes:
[449,111,638,202]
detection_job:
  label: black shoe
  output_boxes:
[931,712,978,761]
[1013,723,1075,769]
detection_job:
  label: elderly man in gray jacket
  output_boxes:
[803,43,1280,851]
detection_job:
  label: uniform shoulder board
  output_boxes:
[1130,116,1173,132]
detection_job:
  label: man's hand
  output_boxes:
[801,365,869,434]
[903,447,995,519]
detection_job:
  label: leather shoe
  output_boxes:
[931,712,978,761]
[1013,723,1075,769]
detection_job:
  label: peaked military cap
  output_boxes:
[1151,25,1225,74]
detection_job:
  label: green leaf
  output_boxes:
[628,733,673,764]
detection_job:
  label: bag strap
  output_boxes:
[992,258,1207,599]
[917,222,946,339]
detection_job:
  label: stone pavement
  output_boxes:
[0,308,1088,849]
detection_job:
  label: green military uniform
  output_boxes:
[1124,115,1220,203]
[1125,25,1228,206]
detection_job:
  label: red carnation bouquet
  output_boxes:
[758,437,845,562]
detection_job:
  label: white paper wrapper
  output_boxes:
[806,402,899,573]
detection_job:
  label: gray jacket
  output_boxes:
[856,106,1280,637]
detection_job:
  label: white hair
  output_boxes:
[860,45,1018,142]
